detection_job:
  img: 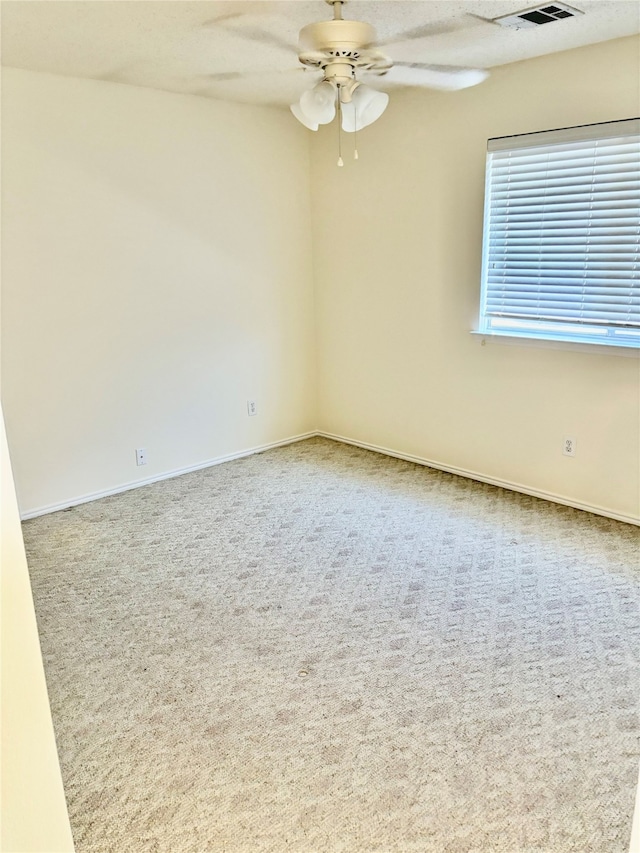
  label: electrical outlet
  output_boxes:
[562,436,576,457]
[136,447,148,466]
[247,400,257,417]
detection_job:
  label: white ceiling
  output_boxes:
[1,1,639,106]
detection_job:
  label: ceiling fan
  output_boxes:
[289,0,489,142]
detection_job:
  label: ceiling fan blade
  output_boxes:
[201,13,296,54]
[201,70,246,83]
[200,67,309,84]
[376,63,489,91]
[230,26,296,54]
[376,15,485,48]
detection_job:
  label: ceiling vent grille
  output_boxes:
[494,3,583,28]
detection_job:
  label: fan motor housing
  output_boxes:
[297,19,391,74]
[299,19,375,53]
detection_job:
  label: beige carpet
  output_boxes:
[23,437,639,853]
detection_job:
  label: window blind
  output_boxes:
[479,119,640,346]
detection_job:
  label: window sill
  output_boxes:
[470,330,640,358]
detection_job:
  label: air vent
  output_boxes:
[494,3,583,28]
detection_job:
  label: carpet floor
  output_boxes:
[23,437,640,853]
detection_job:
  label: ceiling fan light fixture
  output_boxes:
[290,102,319,131]
[299,80,337,125]
[338,78,360,103]
[341,85,389,132]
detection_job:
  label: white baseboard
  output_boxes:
[317,431,640,528]
[21,429,640,528]
[20,432,316,520]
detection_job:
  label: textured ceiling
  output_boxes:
[1,1,639,106]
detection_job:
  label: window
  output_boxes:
[478,119,640,348]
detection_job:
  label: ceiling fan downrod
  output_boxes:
[326,0,345,20]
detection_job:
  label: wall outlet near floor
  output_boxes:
[562,436,577,457]
[247,400,257,417]
[136,447,148,466]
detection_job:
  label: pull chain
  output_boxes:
[354,116,359,160]
[337,87,344,167]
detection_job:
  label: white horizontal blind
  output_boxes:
[479,119,640,346]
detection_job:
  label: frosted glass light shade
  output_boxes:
[290,102,319,131]
[299,81,336,125]
[341,85,389,132]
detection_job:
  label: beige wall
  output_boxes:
[1,407,75,852]
[312,36,640,523]
[1,68,317,516]
[3,43,639,522]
